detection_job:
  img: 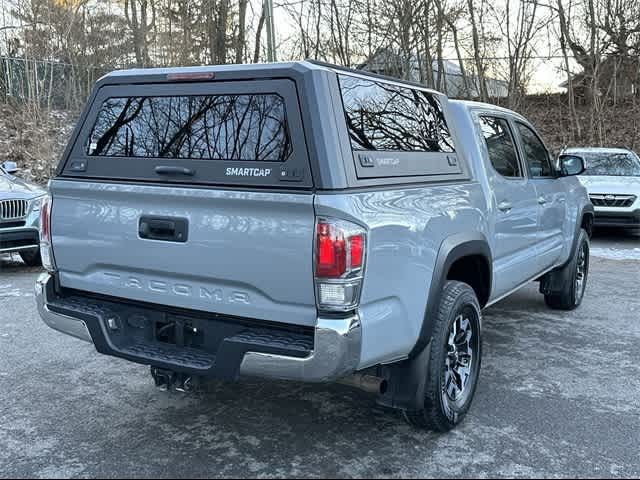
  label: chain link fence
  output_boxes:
[0,56,108,111]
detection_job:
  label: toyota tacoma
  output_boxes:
[36,61,593,431]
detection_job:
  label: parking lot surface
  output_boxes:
[1,231,639,478]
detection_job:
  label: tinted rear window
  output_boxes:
[87,94,291,161]
[479,116,522,178]
[61,80,312,188]
[338,74,455,153]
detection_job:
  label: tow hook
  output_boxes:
[150,367,194,393]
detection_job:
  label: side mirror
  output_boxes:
[1,161,18,174]
[558,154,586,177]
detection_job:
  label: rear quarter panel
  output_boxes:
[315,183,488,368]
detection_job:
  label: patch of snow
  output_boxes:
[590,246,640,261]
[0,283,32,298]
[0,290,33,298]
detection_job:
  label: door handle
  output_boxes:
[139,216,188,242]
[498,201,512,212]
[155,165,195,176]
[148,219,176,236]
[538,196,548,205]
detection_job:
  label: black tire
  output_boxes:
[544,229,589,311]
[403,281,482,432]
[19,248,42,267]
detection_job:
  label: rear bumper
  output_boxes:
[36,276,93,342]
[35,273,361,383]
[593,209,640,228]
[239,317,361,382]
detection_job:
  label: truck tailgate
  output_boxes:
[49,180,317,327]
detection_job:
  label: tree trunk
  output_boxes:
[440,3,470,97]
[236,0,248,63]
[125,0,143,67]
[124,0,152,67]
[467,0,489,100]
[314,0,322,59]
[181,0,192,65]
[434,0,445,93]
[421,0,435,89]
[557,0,581,139]
[253,2,266,63]
[215,0,229,64]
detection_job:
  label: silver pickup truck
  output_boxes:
[36,61,593,431]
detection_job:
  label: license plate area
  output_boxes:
[155,316,205,349]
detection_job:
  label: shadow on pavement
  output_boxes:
[0,253,43,274]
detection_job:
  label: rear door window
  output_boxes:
[62,80,312,188]
[338,73,465,180]
[515,122,554,178]
[479,116,522,178]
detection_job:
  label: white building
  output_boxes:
[358,50,509,99]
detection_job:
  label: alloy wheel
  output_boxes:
[444,312,475,402]
[575,243,588,304]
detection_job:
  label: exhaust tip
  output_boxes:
[338,374,387,395]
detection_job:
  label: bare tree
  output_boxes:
[556,0,581,139]
[124,0,155,67]
[205,0,230,64]
[253,1,266,62]
[235,0,247,62]
[467,0,489,100]
[443,4,472,96]
[489,0,550,108]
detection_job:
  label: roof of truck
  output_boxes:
[101,61,321,79]
[450,99,528,121]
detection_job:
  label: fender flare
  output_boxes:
[377,232,492,412]
[411,231,492,357]
[569,203,594,260]
[541,203,594,296]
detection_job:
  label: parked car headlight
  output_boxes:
[29,195,46,213]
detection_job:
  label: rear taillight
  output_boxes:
[39,194,56,272]
[314,218,367,313]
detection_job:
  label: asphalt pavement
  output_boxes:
[0,230,639,478]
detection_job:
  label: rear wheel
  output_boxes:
[544,229,589,310]
[403,281,482,431]
[19,248,42,267]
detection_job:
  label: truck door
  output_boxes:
[514,122,568,272]
[477,115,541,298]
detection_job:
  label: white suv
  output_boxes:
[565,147,640,229]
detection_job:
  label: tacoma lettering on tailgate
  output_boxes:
[102,273,251,305]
